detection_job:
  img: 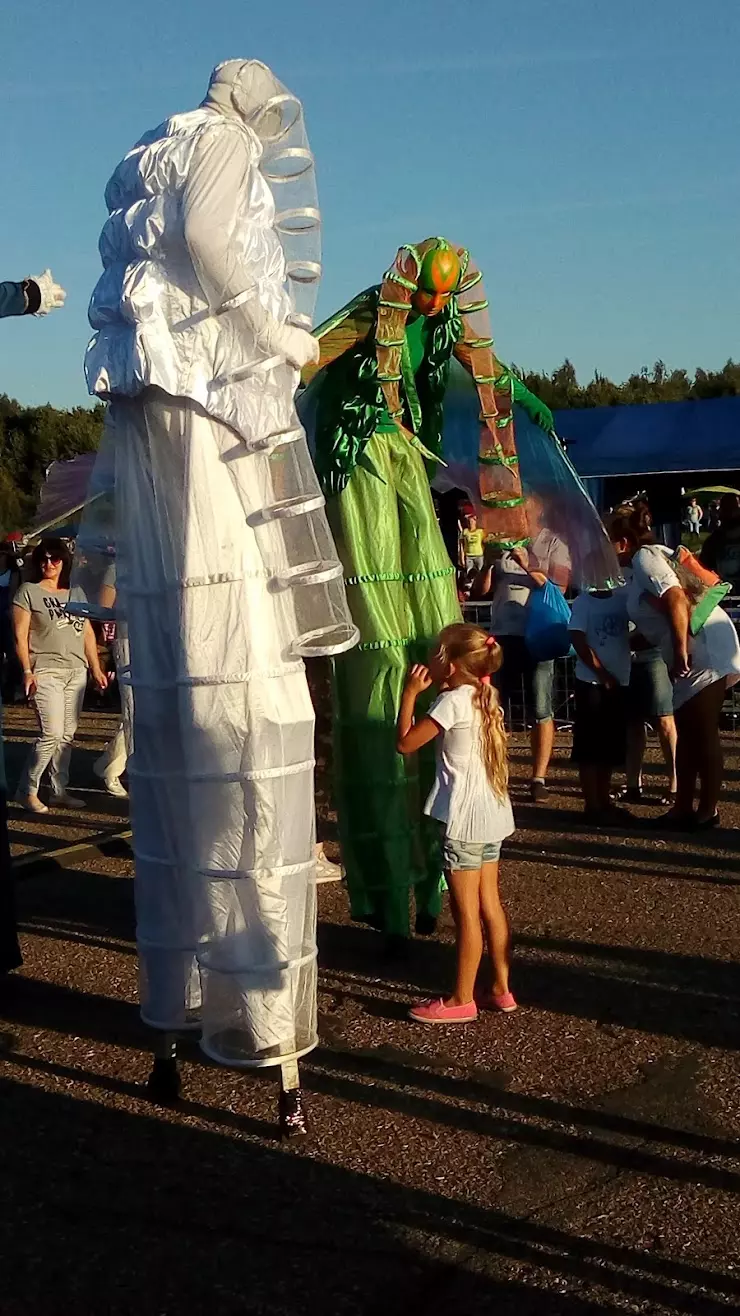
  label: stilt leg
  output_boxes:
[278,1058,307,1139]
[145,1031,182,1104]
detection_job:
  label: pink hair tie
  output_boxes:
[481,633,496,684]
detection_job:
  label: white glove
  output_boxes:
[269,322,320,371]
[28,268,66,315]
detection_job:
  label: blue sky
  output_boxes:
[2,0,739,408]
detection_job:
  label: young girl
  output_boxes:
[397,623,516,1023]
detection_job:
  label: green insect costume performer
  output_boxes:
[299,237,552,943]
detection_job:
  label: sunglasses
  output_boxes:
[41,554,62,564]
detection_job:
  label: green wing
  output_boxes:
[301,286,378,387]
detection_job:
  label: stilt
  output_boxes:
[278,1057,307,1139]
[145,1031,182,1104]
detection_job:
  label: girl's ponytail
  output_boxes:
[472,678,509,800]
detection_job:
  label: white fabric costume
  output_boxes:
[71,60,358,1068]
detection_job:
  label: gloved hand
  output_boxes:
[270,322,320,371]
[27,269,66,315]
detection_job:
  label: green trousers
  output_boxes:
[328,427,462,937]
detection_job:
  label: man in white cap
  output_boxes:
[72,60,357,1135]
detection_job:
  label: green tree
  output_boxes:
[0,394,104,536]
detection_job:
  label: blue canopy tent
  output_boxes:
[553,396,740,479]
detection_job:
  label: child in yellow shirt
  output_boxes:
[461,515,485,572]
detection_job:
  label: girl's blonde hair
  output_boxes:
[433,623,508,799]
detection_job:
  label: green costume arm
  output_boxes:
[502,371,555,433]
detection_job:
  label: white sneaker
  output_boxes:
[315,844,343,884]
[48,792,86,810]
[15,792,49,815]
[102,776,128,799]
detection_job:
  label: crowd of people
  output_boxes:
[3,494,738,1036]
[3,56,740,1138]
[453,497,740,828]
[396,498,740,1024]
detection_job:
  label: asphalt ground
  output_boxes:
[1,697,740,1314]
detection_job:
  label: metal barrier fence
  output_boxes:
[462,600,740,736]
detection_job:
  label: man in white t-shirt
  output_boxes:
[476,527,571,801]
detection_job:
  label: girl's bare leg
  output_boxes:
[694,679,727,822]
[445,868,484,1005]
[673,701,698,819]
[479,860,511,996]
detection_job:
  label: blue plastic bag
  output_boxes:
[524,580,572,661]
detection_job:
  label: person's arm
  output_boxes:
[510,374,555,433]
[183,126,318,371]
[570,630,616,689]
[661,586,691,679]
[547,559,570,592]
[469,563,494,601]
[0,281,33,318]
[397,665,442,754]
[84,621,109,691]
[0,272,65,319]
[509,546,547,590]
[13,603,35,698]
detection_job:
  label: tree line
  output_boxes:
[518,358,740,411]
[2,356,740,534]
[0,393,104,534]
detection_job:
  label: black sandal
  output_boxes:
[613,785,643,804]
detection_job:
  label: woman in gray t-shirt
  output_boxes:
[13,539,108,813]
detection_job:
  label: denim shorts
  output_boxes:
[629,654,674,721]
[496,634,554,724]
[443,836,503,871]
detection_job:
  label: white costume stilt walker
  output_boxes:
[70,60,357,1134]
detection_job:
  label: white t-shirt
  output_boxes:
[490,530,572,637]
[628,545,740,710]
[621,555,668,664]
[424,685,515,843]
[568,588,631,686]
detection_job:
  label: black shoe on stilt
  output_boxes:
[145,1056,182,1105]
[279,1087,308,1140]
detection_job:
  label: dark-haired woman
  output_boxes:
[12,539,107,813]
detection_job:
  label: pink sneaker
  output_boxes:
[408,997,478,1025]
[479,990,518,1013]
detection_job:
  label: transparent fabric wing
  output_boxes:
[253,78,321,331]
[437,359,619,589]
